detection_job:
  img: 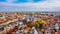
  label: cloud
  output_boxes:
[0,0,60,12]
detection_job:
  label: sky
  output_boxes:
[0,0,60,12]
